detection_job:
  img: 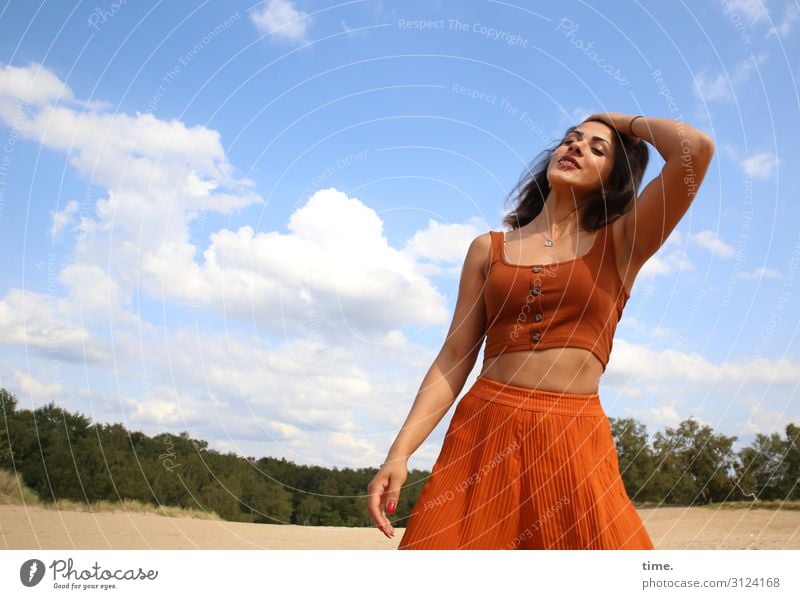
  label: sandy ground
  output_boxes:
[1,505,798,549]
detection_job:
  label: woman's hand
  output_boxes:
[367,459,408,539]
[581,112,642,144]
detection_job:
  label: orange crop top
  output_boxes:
[483,222,630,372]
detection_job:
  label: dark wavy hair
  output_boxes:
[502,119,649,232]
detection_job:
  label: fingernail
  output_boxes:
[387,500,396,514]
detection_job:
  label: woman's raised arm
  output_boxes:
[583,112,715,269]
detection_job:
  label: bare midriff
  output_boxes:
[478,348,603,395]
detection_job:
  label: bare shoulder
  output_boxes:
[468,231,494,279]
[440,231,493,357]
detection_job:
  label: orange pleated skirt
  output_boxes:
[397,375,654,550]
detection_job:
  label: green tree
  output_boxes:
[609,417,655,501]
[735,431,786,500]
[0,389,20,471]
[781,424,800,500]
[652,418,737,504]
[296,495,323,525]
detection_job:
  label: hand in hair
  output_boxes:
[581,112,642,145]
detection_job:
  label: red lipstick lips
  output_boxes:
[557,155,580,169]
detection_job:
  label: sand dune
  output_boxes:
[1,505,798,549]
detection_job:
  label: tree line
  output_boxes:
[0,389,797,527]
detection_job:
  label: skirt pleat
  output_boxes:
[396,375,654,550]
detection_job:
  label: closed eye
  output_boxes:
[563,140,605,156]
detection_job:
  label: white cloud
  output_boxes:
[140,188,452,335]
[90,324,436,467]
[722,145,780,179]
[741,151,780,179]
[690,230,736,258]
[721,0,770,26]
[767,3,800,39]
[693,70,733,103]
[0,61,74,109]
[732,52,769,84]
[722,0,799,40]
[692,53,769,104]
[636,241,695,278]
[56,263,134,325]
[0,288,109,363]
[741,402,796,436]
[340,20,368,39]
[737,266,781,280]
[625,403,684,430]
[607,339,800,385]
[403,217,486,275]
[49,200,79,242]
[11,370,63,405]
[0,61,264,339]
[0,67,252,196]
[250,0,310,41]
[608,340,717,382]
[119,384,210,427]
[720,142,739,160]
[607,226,740,298]
[604,342,800,444]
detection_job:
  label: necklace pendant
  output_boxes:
[545,239,553,247]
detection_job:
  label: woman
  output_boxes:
[367,113,715,549]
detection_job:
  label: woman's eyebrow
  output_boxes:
[569,129,611,147]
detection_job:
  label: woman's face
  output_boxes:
[547,120,616,197]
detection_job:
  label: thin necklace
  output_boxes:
[537,205,583,247]
[504,207,585,262]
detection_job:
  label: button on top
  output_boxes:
[532,266,542,273]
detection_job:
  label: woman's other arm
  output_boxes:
[367,231,491,537]
[384,232,490,464]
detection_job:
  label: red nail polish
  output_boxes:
[387,500,396,514]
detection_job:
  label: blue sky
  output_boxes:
[0,0,798,470]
